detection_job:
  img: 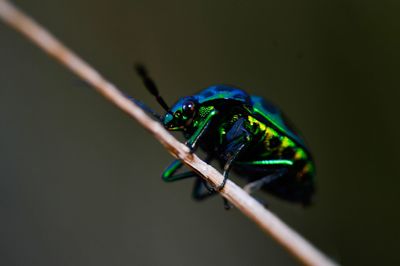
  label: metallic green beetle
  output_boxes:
[133,65,315,207]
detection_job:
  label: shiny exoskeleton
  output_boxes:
[133,65,315,207]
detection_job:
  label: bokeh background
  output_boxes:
[1,1,399,265]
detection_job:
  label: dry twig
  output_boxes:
[0,1,337,265]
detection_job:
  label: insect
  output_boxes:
[132,65,315,207]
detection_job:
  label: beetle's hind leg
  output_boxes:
[243,169,287,194]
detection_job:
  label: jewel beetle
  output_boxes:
[132,65,315,207]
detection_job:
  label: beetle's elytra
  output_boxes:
[133,65,315,207]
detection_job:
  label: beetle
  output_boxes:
[132,65,315,207]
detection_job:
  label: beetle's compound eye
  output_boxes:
[182,101,196,117]
[174,111,182,119]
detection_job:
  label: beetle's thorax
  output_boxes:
[183,105,215,134]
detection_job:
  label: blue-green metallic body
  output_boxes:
[160,85,315,206]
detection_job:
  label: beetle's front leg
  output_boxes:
[162,108,217,181]
[127,96,163,121]
[162,154,214,183]
[185,109,218,152]
[162,159,198,182]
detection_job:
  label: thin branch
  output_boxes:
[0,1,337,266]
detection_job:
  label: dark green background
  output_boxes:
[1,1,399,265]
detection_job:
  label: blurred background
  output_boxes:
[1,0,399,265]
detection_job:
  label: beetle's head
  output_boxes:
[163,97,198,131]
[135,64,198,131]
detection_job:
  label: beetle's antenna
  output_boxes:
[125,95,163,122]
[135,64,170,113]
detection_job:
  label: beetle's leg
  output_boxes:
[185,109,218,151]
[219,139,250,208]
[162,109,218,181]
[162,155,214,186]
[162,160,197,182]
[215,118,251,191]
[192,177,217,200]
[215,141,249,210]
[162,156,217,201]
[192,178,231,208]
[243,168,287,194]
[217,142,248,191]
[210,118,252,209]
[126,96,163,121]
